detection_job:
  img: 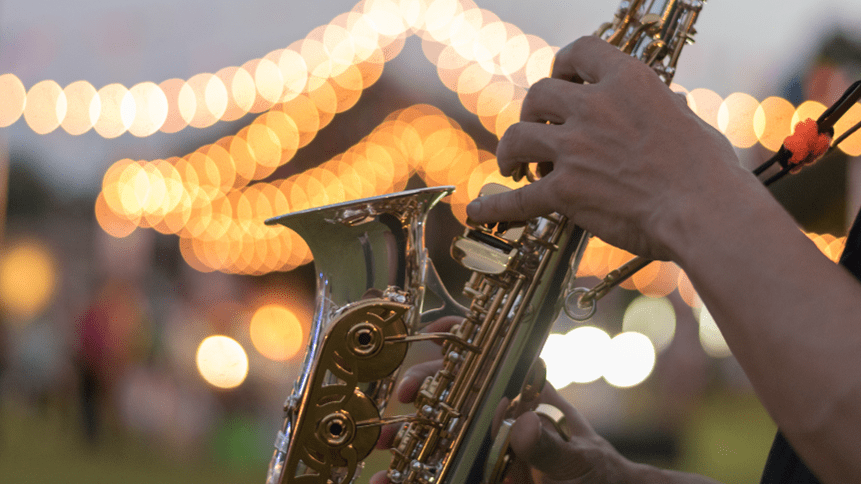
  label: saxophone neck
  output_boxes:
[600,0,705,85]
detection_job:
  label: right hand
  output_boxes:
[466,35,757,263]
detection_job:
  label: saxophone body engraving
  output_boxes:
[264,2,703,483]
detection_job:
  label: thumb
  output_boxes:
[509,411,589,481]
[466,180,555,224]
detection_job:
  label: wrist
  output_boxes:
[653,163,779,269]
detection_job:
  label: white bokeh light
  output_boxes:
[603,332,656,388]
[698,306,732,358]
[541,326,610,389]
[622,295,676,352]
[196,335,249,389]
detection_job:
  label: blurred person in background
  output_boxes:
[74,228,155,445]
[74,278,152,444]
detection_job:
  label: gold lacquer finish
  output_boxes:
[263,2,704,483]
[600,0,703,84]
[281,300,408,483]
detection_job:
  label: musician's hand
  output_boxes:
[371,348,649,484]
[373,358,719,484]
[495,383,641,484]
[368,315,640,484]
[467,35,758,262]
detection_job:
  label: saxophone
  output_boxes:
[263,1,703,483]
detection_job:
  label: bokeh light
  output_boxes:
[249,304,304,361]
[2,0,850,288]
[755,96,795,152]
[128,81,169,137]
[196,335,249,389]
[61,80,98,135]
[622,296,676,352]
[541,326,610,389]
[687,88,723,130]
[833,102,861,156]
[24,80,65,135]
[0,74,26,127]
[0,239,58,321]
[791,100,827,133]
[698,306,732,358]
[186,73,227,129]
[93,83,135,139]
[677,270,701,308]
[159,78,193,134]
[718,92,759,149]
[603,332,656,388]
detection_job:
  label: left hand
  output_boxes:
[370,357,641,484]
[367,314,641,484]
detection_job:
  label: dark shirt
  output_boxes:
[760,208,861,483]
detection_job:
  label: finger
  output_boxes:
[376,422,400,450]
[509,411,586,480]
[520,78,582,124]
[397,359,443,403]
[369,470,389,484]
[538,383,597,437]
[551,35,628,83]
[501,458,534,484]
[423,315,462,336]
[508,412,560,469]
[466,177,557,224]
[496,122,560,176]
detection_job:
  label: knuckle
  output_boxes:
[623,59,659,84]
[530,77,554,92]
[498,123,524,161]
[522,80,549,116]
[577,34,602,47]
[555,130,583,158]
[500,121,523,143]
[568,35,599,53]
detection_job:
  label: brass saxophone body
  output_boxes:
[264,2,703,483]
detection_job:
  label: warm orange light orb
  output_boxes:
[250,304,305,361]
[0,240,58,321]
[196,335,249,389]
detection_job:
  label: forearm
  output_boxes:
[663,165,861,484]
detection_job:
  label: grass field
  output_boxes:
[0,399,266,484]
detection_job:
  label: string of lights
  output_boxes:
[2,0,859,304]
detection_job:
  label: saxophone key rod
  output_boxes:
[566,256,653,321]
[384,333,482,353]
